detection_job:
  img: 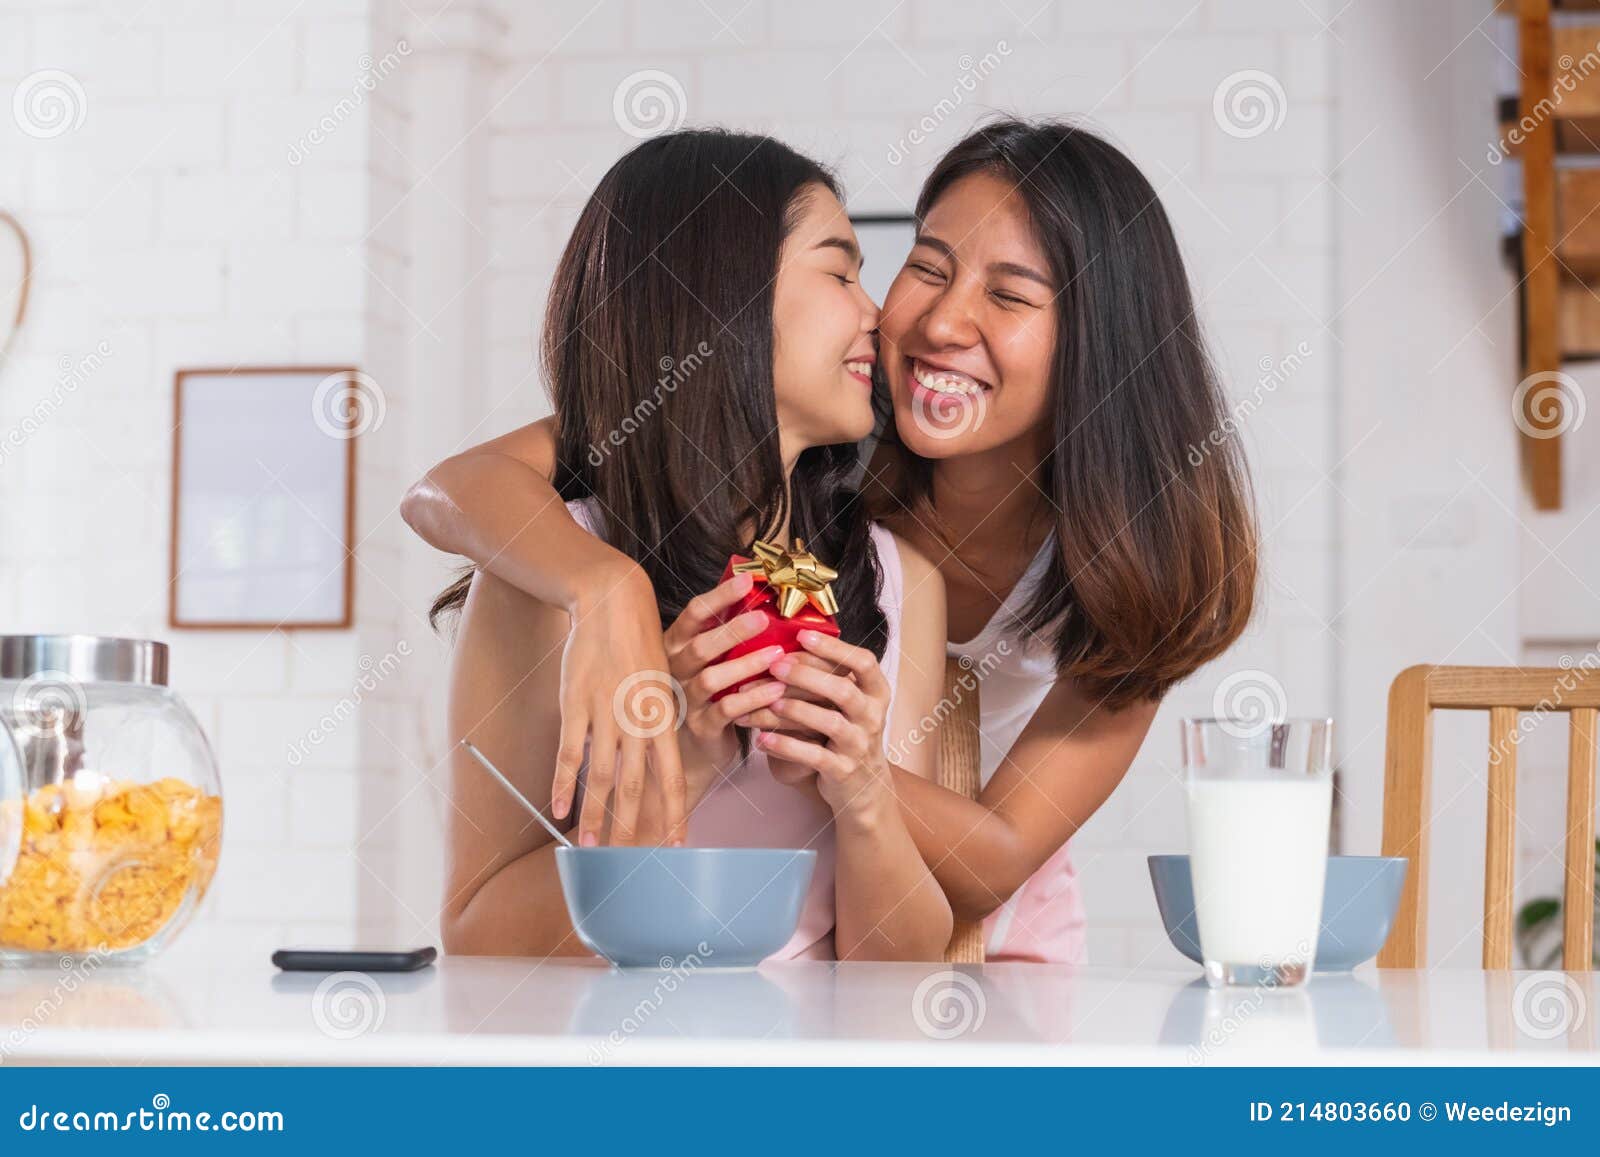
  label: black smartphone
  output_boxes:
[271,946,437,973]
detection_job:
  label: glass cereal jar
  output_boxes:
[0,636,222,964]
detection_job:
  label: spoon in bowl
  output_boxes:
[461,739,575,850]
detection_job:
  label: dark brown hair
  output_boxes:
[876,118,1257,709]
[431,130,886,661]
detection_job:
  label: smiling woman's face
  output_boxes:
[878,171,1058,459]
[771,185,881,457]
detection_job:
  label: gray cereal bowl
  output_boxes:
[1147,854,1408,972]
[555,847,816,969]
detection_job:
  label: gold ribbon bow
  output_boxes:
[732,538,840,619]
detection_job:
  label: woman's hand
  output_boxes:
[755,630,895,823]
[731,651,841,736]
[664,574,792,778]
[550,563,691,848]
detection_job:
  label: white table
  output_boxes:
[2,946,1596,1065]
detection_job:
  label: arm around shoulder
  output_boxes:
[400,416,643,612]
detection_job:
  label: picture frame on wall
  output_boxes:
[169,366,361,630]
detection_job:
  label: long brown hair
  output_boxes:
[431,130,887,661]
[877,118,1257,710]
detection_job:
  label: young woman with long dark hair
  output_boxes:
[405,118,1256,963]
[845,120,1256,959]
[427,130,952,961]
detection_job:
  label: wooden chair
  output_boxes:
[1379,665,1598,969]
[937,655,985,964]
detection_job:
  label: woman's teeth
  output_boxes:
[912,361,985,396]
[846,361,873,376]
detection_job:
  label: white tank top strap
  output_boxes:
[866,523,903,749]
[567,498,601,537]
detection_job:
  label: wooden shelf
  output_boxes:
[1498,113,1600,155]
[1557,168,1600,274]
[1561,275,1600,353]
[1520,0,1564,510]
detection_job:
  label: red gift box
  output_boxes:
[709,542,840,701]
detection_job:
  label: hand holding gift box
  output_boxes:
[710,538,841,701]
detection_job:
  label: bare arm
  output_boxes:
[892,679,1156,922]
[401,417,634,611]
[447,843,588,958]
[438,572,589,957]
[830,537,952,959]
[402,417,687,847]
[765,536,954,961]
[441,571,789,956]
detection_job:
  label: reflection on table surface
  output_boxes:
[1,947,1596,1061]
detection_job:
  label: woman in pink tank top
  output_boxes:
[425,131,952,962]
[566,502,916,960]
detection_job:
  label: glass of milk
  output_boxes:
[1182,717,1333,989]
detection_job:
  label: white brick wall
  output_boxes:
[473,0,1341,966]
[8,0,1555,971]
[0,0,405,956]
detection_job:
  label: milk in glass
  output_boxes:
[1181,717,1333,988]
[1186,777,1331,966]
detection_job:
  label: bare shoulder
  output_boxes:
[1027,674,1160,742]
[885,530,946,613]
[466,414,558,474]
[884,529,947,665]
[881,530,946,780]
